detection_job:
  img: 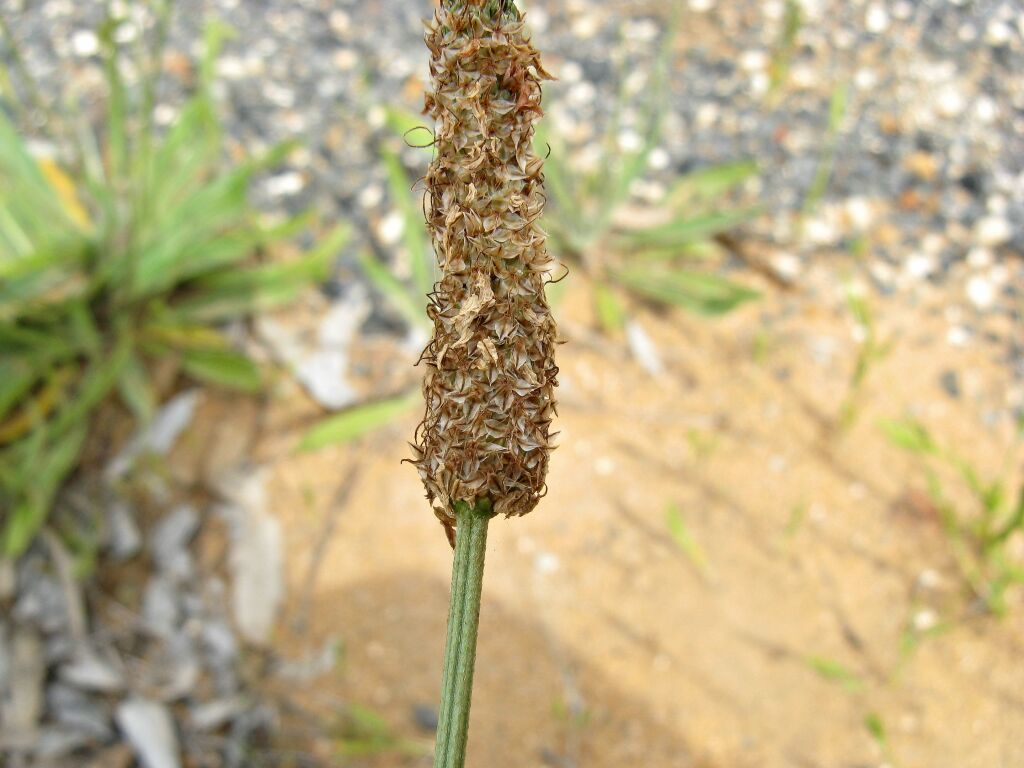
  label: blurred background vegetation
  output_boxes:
[1,1,1022,767]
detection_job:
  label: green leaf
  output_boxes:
[864,712,887,746]
[0,111,83,249]
[381,148,433,297]
[133,140,298,297]
[668,160,758,207]
[98,16,129,180]
[980,480,1005,517]
[383,105,434,153]
[177,222,347,321]
[0,358,40,422]
[879,418,937,456]
[181,348,262,392]
[616,209,758,248]
[335,704,426,758]
[533,121,579,233]
[298,391,419,451]
[846,291,872,330]
[358,249,427,329]
[593,282,626,334]
[617,266,759,316]
[117,353,157,424]
[805,655,863,693]
[48,338,131,439]
[2,421,88,557]
[665,503,708,573]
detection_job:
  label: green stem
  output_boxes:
[434,499,492,768]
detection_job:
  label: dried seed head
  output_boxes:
[412,0,558,544]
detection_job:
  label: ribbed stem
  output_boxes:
[434,500,491,768]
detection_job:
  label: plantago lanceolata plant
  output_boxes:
[0,8,345,555]
[410,1,558,765]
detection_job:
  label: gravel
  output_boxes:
[1,0,1022,763]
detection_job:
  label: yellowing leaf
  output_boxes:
[37,158,91,229]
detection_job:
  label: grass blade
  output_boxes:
[180,348,262,392]
[617,266,760,316]
[665,503,708,574]
[616,208,759,248]
[298,391,419,451]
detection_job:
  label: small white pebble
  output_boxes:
[947,325,970,346]
[377,210,405,246]
[845,196,874,229]
[329,10,351,34]
[986,19,1012,45]
[803,216,838,246]
[567,81,596,108]
[559,60,583,83]
[648,147,671,171]
[936,85,966,118]
[626,321,664,376]
[617,129,643,153]
[922,233,944,254]
[865,3,889,33]
[854,67,879,91]
[333,48,358,71]
[771,252,802,280]
[974,96,998,124]
[739,50,768,72]
[625,19,659,43]
[696,102,719,128]
[263,82,295,108]
[623,69,647,96]
[262,171,305,198]
[113,22,137,43]
[535,552,561,575]
[912,609,939,631]
[918,569,943,590]
[516,536,537,555]
[869,261,896,288]
[528,8,549,33]
[153,104,176,126]
[570,13,600,39]
[70,29,99,57]
[367,105,386,130]
[763,1,785,21]
[790,64,818,89]
[750,72,770,96]
[688,0,714,11]
[905,253,935,280]
[893,1,913,19]
[985,194,1008,216]
[975,216,1012,246]
[966,275,996,309]
[966,247,992,268]
[217,56,247,80]
[357,184,383,209]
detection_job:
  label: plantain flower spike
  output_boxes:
[412,0,559,545]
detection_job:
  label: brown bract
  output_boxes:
[411,0,558,545]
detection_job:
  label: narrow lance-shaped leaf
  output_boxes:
[382,148,433,297]
[617,265,760,316]
[299,391,420,451]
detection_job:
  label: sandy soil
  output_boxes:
[256,261,1023,768]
